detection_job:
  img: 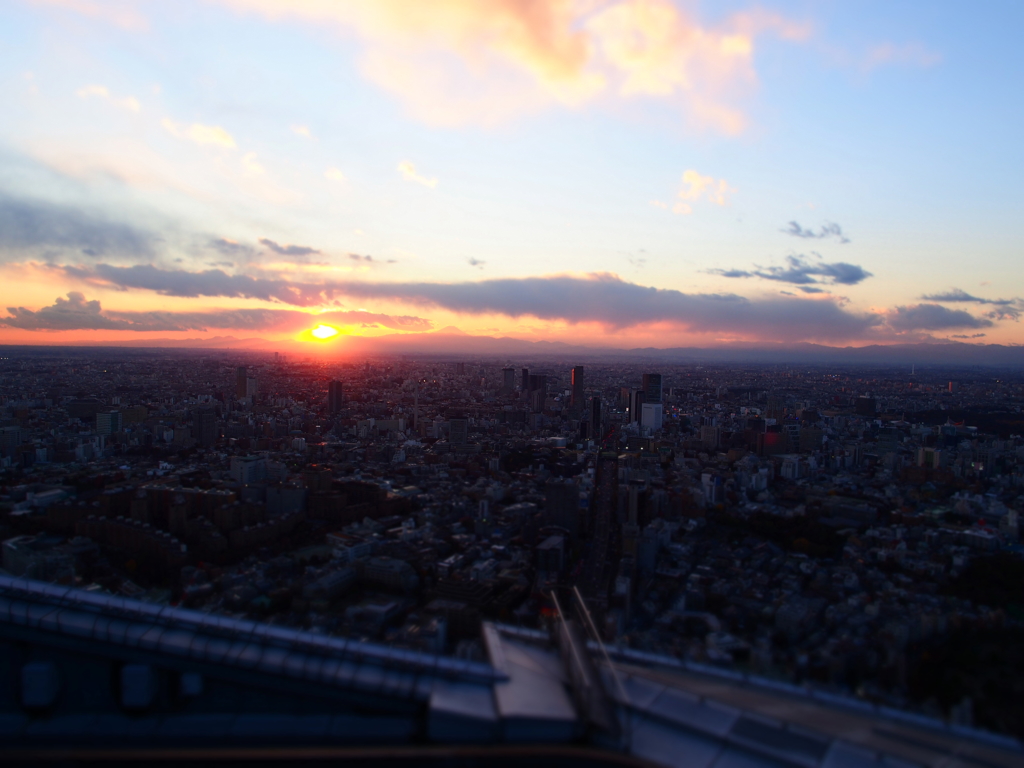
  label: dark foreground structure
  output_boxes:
[0,574,1020,767]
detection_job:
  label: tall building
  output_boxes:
[641,403,663,431]
[571,366,585,408]
[628,389,645,423]
[449,418,469,446]
[589,396,602,442]
[195,410,218,447]
[642,373,662,404]
[95,411,122,436]
[328,380,345,414]
[246,377,259,399]
[235,366,248,399]
[520,367,529,393]
[501,368,516,394]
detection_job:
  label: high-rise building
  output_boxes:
[520,368,529,393]
[642,373,662,404]
[246,377,259,399]
[328,380,345,414]
[449,418,469,446]
[235,367,248,399]
[501,368,516,394]
[628,389,645,423]
[195,410,218,447]
[95,411,122,436]
[641,403,663,431]
[590,396,602,441]
[571,366,585,408]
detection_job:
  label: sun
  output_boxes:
[311,324,339,340]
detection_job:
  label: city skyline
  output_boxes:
[1,1,1023,351]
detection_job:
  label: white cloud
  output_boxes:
[161,118,237,148]
[76,84,140,112]
[398,161,438,188]
[242,152,265,175]
[672,169,733,214]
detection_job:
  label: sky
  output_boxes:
[0,0,1022,351]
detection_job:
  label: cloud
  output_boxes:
[161,118,237,148]
[782,221,849,243]
[209,238,257,258]
[468,258,485,268]
[0,292,168,331]
[0,292,432,333]
[398,161,438,188]
[242,152,265,175]
[258,237,320,257]
[922,288,1016,306]
[0,193,156,260]
[921,288,1024,321]
[349,253,373,262]
[65,264,881,341]
[215,0,809,132]
[63,263,330,305]
[886,304,993,332]
[76,84,141,112]
[950,333,986,339]
[711,254,871,286]
[672,169,733,214]
[291,124,312,138]
[324,167,345,182]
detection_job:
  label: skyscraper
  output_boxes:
[449,418,469,446]
[571,365,584,408]
[502,367,516,394]
[590,395,602,442]
[195,410,218,447]
[520,367,529,393]
[328,380,344,414]
[629,389,645,423]
[235,366,247,399]
[642,373,662,404]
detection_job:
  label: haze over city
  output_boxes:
[1,0,1022,353]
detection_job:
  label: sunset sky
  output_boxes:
[1,0,1022,350]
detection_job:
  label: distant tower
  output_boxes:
[642,373,662,404]
[502,367,516,394]
[520,367,529,393]
[571,366,585,408]
[235,366,247,399]
[327,380,344,414]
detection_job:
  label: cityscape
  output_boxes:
[2,347,1024,762]
[3,1,1024,764]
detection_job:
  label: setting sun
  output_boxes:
[311,324,339,340]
